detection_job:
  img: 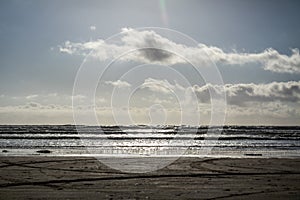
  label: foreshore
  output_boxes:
[0,156,299,199]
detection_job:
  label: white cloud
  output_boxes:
[72,95,86,100]
[0,104,74,125]
[96,97,106,103]
[0,84,299,125]
[226,81,300,105]
[59,40,105,55]
[48,93,58,97]
[140,78,185,94]
[59,28,300,74]
[18,102,71,110]
[105,80,131,88]
[25,94,38,100]
[224,101,300,125]
[204,47,300,74]
[1,76,300,125]
[193,81,300,105]
[90,25,96,31]
[0,93,83,108]
[138,78,300,105]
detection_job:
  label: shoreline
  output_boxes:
[2,154,300,159]
[2,147,300,159]
[2,150,300,159]
[1,156,300,199]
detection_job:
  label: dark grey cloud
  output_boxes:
[137,48,173,63]
[26,102,41,108]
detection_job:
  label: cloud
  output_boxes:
[0,104,74,125]
[90,25,96,31]
[229,101,300,118]
[0,93,87,108]
[193,81,300,105]
[225,81,300,105]
[26,102,41,108]
[204,47,300,74]
[25,94,38,100]
[72,95,86,100]
[140,78,185,94]
[137,78,300,105]
[0,84,299,125]
[20,102,69,110]
[59,28,300,74]
[105,80,131,88]
[59,40,105,55]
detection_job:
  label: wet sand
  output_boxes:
[0,156,300,199]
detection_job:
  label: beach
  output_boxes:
[0,156,299,199]
[1,1,300,199]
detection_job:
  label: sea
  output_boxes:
[0,125,299,158]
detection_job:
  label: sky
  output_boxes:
[0,0,300,125]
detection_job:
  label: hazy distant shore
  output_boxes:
[0,156,299,199]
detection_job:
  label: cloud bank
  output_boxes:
[1,80,300,125]
[138,78,300,105]
[105,80,131,88]
[59,28,300,73]
[195,81,300,105]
